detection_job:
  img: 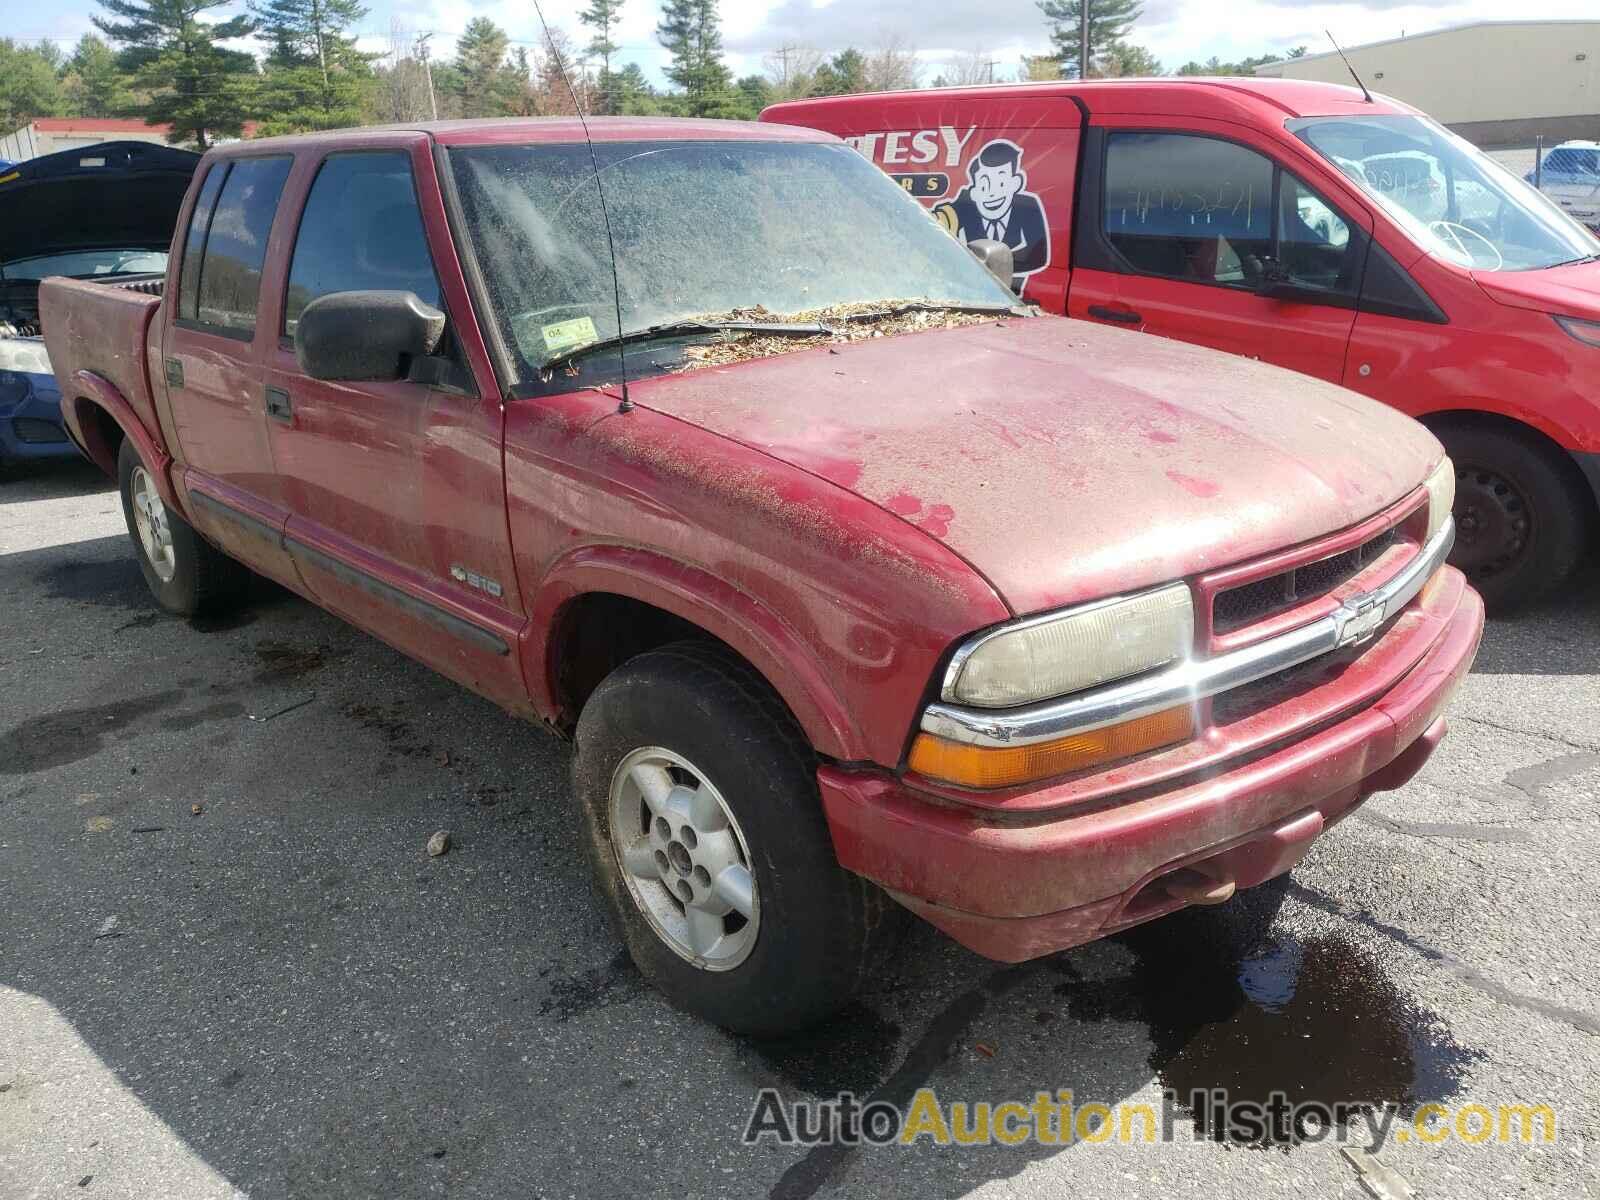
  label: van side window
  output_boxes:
[284,152,441,335]
[177,165,227,322]
[1102,133,1357,297]
[193,156,292,335]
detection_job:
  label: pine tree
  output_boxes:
[453,17,516,118]
[580,0,622,78]
[249,0,371,132]
[93,0,257,148]
[63,35,132,117]
[1036,0,1143,79]
[809,48,867,96]
[0,40,67,129]
[656,0,736,118]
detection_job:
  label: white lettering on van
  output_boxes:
[847,132,884,161]
[882,131,908,164]
[940,125,977,167]
[910,130,939,164]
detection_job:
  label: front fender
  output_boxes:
[525,544,861,762]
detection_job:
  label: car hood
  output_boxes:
[0,140,199,267]
[626,317,1442,616]
[1473,258,1600,321]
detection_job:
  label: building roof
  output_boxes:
[1257,19,1600,69]
[30,117,173,133]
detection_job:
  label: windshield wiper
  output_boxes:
[543,319,834,371]
[835,301,1034,321]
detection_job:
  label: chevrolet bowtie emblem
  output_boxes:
[1335,593,1386,648]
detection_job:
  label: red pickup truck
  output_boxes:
[42,118,1482,1034]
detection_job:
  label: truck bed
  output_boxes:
[40,274,167,449]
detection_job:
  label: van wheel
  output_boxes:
[1440,425,1588,612]
[573,640,900,1035]
[117,439,249,616]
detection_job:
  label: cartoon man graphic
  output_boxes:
[933,139,1051,289]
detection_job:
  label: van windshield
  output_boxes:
[446,139,1016,380]
[1293,114,1600,272]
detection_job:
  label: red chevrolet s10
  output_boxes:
[41,117,1482,1033]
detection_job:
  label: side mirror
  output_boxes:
[967,238,1016,291]
[294,290,446,382]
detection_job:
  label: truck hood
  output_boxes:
[1473,257,1600,321]
[627,317,1442,616]
[0,140,199,268]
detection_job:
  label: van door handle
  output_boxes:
[265,387,293,424]
[1087,305,1143,325]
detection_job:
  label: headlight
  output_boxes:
[1423,456,1455,544]
[1554,314,1600,348]
[0,335,51,376]
[943,582,1194,709]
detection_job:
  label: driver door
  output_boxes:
[1069,125,1374,384]
[260,140,527,706]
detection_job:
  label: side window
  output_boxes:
[194,156,292,335]
[1102,133,1358,297]
[1278,175,1351,291]
[177,165,227,322]
[1104,133,1272,285]
[284,151,440,335]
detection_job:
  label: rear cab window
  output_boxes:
[177,155,293,337]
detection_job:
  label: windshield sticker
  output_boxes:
[540,316,599,353]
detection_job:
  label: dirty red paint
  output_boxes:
[1166,470,1221,499]
[884,492,923,516]
[916,504,956,538]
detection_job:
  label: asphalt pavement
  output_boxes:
[1,458,1596,1199]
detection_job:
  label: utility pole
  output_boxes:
[417,31,439,121]
[1079,0,1090,79]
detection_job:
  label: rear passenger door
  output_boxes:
[163,154,300,583]
[260,142,528,707]
[1068,127,1374,384]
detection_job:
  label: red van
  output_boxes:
[764,80,1600,609]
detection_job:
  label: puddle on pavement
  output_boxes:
[252,639,331,681]
[744,1004,902,1096]
[35,558,147,610]
[1059,909,1478,1146]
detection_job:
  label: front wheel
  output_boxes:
[118,439,249,616]
[1439,425,1590,612]
[573,641,900,1035]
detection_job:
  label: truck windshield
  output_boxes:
[446,139,1016,380]
[1293,114,1600,272]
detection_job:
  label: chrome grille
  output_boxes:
[1213,528,1400,636]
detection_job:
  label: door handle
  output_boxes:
[1087,305,1143,325]
[265,386,293,424]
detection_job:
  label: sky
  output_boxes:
[15,0,1600,88]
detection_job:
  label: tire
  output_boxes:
[1439,424,1590,613]
[573,640,901,1035]
[117,439,249,616]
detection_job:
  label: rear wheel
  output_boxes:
[573,640,901,1034]
[118,439,249,616]
[1439,424,1589,612]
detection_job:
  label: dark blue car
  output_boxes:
[0,141,197,475]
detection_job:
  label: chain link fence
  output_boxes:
[1488,139,1600,230]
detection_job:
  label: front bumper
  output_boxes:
[0,370,75,463]
[818,565,1483,962]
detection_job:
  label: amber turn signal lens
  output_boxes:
[908,704,1195,789]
